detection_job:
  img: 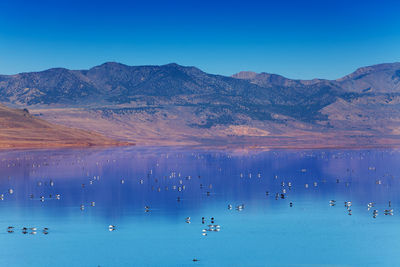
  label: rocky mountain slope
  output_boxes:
[0,62,399,148]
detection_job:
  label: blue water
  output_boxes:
[1,147,400,267]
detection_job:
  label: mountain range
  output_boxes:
[0,62,399,148]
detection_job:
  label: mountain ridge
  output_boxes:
[0,61,399,148]
[233,62,400,93]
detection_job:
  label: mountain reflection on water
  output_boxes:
[0,147,400,267]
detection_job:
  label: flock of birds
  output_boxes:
[328,199,394,217]
[7,226,48,235]
[0,151,399,241]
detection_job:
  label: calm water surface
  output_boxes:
[1,147,400,267]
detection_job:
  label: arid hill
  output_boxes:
[0,104,127,149]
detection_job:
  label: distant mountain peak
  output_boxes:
[337,62,400,81]
[232,70,293,80]
[232,71,258,79]
[232,71,296,87]
[90,62,130,70]
[334,62,400,92]
[23,67,70,75]
[163,62,181,67]
[88,62,202,74]
[232,62,400,92]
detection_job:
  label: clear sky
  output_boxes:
[0,0,399,79]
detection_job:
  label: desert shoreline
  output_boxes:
[0,141,398,151]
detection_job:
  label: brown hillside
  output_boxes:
[0,104,129,149]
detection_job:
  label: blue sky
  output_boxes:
[0,0,399,79]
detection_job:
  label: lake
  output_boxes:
[0,147,400,267]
